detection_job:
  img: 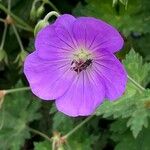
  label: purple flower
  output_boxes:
[24,14,127,117]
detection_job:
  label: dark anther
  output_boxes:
[71,59,92,74]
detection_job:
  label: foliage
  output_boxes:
[0,0,150,149]
[0,84,41,150]
[73,0,150,35]
[34,141,51,150]
[96,50,150,138]
[110,119,150,150]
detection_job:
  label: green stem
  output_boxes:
[43,0,59,12]
[52,140,55,150]
[63,115,94,139]
[0,23,7,49]
[127,75,145,92]
[33,0,41,7]
[0,0,10,50]
[28,127,52,142]
[44,11,60,22]
[15,23,33,31]
[8,0,11,11]
[0,104,4,129]
[65,141,72,150]
[0,18,5,23]
[5,87,30,94]
[12,24,24,51]
[0,3,33,32]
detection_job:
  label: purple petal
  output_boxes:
[56,70,105,117]
[72,17,124,53]
[53,14,78,50]
[93,50,127,100]
[53,14,76,29]
[35,15,76,60]
[24,52,76,100]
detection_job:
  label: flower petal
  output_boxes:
[24,52,76,100]
[56,70,105,117]
[72,17,124,53]
[53,14,78,50]
[93,50,127,100]
[53,14,76,29]
[35,15,76,60]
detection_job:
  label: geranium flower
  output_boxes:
[24,14,127,116]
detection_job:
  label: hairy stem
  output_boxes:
[0,105,4,129]
[8,0,11,11]
[12,24,24,51]
[43,0,59,12]
[0,18,5,23]
[44,11,60,22]
[0,3,33,32]
[33,0,41,7]
[63,115,94,139]
[28,127,52,142]
[5,87,30,94]
[0,23,7,49]
[127,75,145,92]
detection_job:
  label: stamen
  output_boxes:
[71,59,92,73]
[71,49,92,73]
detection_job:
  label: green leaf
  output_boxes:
[123,49,150,86]
[111,124,150,150]
[127,106,148,138]
[131,33,150,61]
[96,50,150,137]
[126,90,150,138]
[52,111,74,134]
[0,84,41,150]
[52,111,96,150]
[73,0,150,36]
[34,141,51,150]
[96,96,136,119]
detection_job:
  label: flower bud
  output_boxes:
[0,49,8,64]
[37,5,45,18]
[30,6,37,21]
[14,50,28,67]
[34,20,49,36]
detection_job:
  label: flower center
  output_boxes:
[71,50,92,74]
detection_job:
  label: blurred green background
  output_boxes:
[0,0,150,150]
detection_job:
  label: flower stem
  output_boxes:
[28,127,52,142]
[44,11,60,22]
[0,18,5,23]
[63,115,94,139]
[0,23,7,50]
[8,0,11,11]
[5,87,30,94]
[0,0,10,50]
[33,0,41,7]
[0,105,4,129]
[43,0,59,13]
[15,23,33,32]
[12,24,24,52]
[127,75,145,92]
[0,3,33,32]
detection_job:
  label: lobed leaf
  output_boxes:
[0,84,41,150]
